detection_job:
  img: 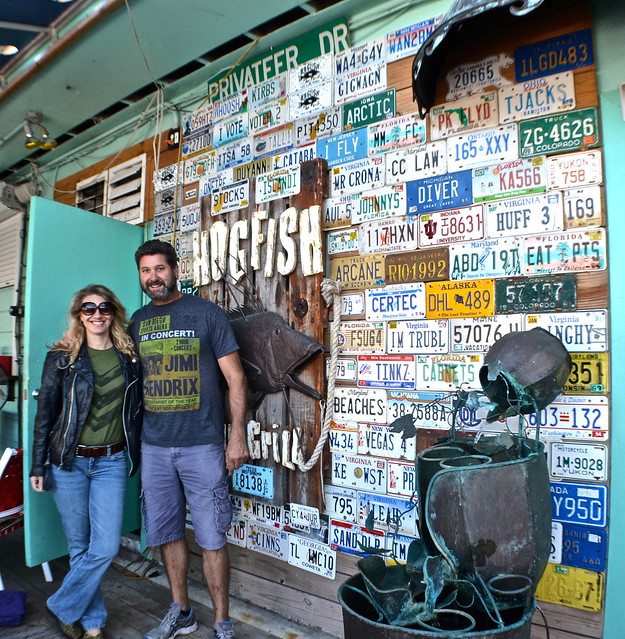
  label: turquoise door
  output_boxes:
[21,197,144,567]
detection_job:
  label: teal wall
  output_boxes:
[0,285,18,449]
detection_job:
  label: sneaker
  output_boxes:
[144,603,198,639]
[214,621,234,639]
[46,605,84,639]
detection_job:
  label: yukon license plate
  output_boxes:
[418,205,484,246]
[358,421,416,460]
[536,564,603,612]
[485,192,563,237]
[357,355,416,390]
[385,249,450,284]
[232,464,274,499]
[564,352,608,394]
[415,353,483,391]
[339,321,386,354]
[333,387,387,424]
[357,492,417,535]
[447,125,518,171]
[387,390,452,431]
[288,534,336,579]
[550,481,607,528]
[323,485,358,523]
[495,274,576,313]
[526,310,607,351]
[368,113,426,155]
[563,186,603,229]
[450,315,524,353]
[387,319,449,354]
[426,279,495,319]
[365,283,426,322]
[358,216,417,255]
[523,229,606,274]
[550,442,607,482]
[473,157,546,202]
[430,91,499,139]
[547,151,602,189]
[331,453,387,493]
[449,237,521,280]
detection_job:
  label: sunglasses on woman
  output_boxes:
[80,302,114,316]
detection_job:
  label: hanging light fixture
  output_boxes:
[23,111,58,150]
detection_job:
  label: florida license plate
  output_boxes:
[253,124,293,158]
[368,112,426,155]
[473,157,546,202]
[450,315,524,352]
[328,228,358,255]
[415,354,483,391]
[352,185,407,225]
[255,166,300,203]
[550,442,608,481]
[430,91,499,139]
[339,321,386,354]
[213,112,249,148]
[523,229,606,274]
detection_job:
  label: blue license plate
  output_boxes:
[232,464,274,499]
[550,481,607,527]
[317,128,368,167]
[560,523,606,572]
[407,170,473,214]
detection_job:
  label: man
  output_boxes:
[131,239,248,639]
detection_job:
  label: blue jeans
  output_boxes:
[47,451,127,630]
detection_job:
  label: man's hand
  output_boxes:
[225,430,249,475]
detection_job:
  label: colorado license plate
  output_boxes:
[495,274,576,313]
[564,352,608,394]
[418,205,484,247]
[523,229,606,274]
[450,315,524,352]
[526,310,607,351]
[550,442,607,481]
[449,237,521,280]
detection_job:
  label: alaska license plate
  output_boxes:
[523,229,606,274]
[385,249,450,284]
[550,481,607,528]
[415,353,483,391]
[387,319,449,354]
[564,352,609,394]
[473,157,546,202]
[418,205,484,247]
[232,464,274,499]
[550,442,607,482]
[547,151,602,189]
[288,535,336,579]
[447,125,518,171]
[526,310,607,351]
[357,355,416,390]
[449,237,521,280]
[331,453,387,493]
[450,314,524,353]
[563,186,603,229]
[426,279,495,319]
[536,564,603,612]
[485,193,563,237]
[365,283,426,322]
[495,274,576,313]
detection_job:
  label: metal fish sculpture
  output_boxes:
[227,306,324,406]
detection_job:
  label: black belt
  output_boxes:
[75,442,125,458]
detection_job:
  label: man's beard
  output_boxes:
[142,276,177,301]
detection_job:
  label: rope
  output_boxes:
[297,278,342,472]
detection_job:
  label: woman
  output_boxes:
[30,284,142,639]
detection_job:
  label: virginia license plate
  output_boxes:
[328,228,358,255]
[418,205,484,246]
[288,534,336,579]
[365,283,426,322]
[333,387,387,424]
[387,319,449,354]
[526,310,607,351]
[564,352,608,394]
[334,38,386,105]
[550,442,607,481]
[343,89,395,131]
[255,166,300,203]
[331,453,387,493]
[232,464,274,499]
[323,484,358,523]
[449,237,522,280]
[426,279,495,319]
[385,249,450,284]
[330,157,386,197]
[328,421,358,453]
[210,180,249,215]
[387,390,451,430]
[339,321,386,354]
[473,157,546,202]
[485,192,563,237]
[358,421,417,459]
[322,194,355,230]
[330,254,385,290]
[563,186,603,229]
[357,355,416,390]
[358,216,417,254]
[368,113,426,155]
[317,128,368,167]
[447,125,518,171]
[385,141,448,184]
[550,481,607,528]
[341,293,365,317]
[536,563,603,612]
[495,274,576,313]
[407,170,473,214]
[450,314,524,352]
[547,151,602,189]
[247,523,288,560]
[430,91,499,140]
[357,492,417,535]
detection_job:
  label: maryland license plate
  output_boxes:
[385,141,448,184]
[450,315,524,352]
[536,563,603,612]
[495,274,576,313]
[449,237,521,280]
[526,310,607,351]
[415,354,483,391]
[550,442,607,482]
[564,352,608,394]
[485,193,563,237]
[426,279,495,319]
[447,125,518,171]
[357,355,416,390]
[550,481,607,528]
[523,229,606,274]
[333,387,387,424]
[547,151,603,189]
[387,319,449,354]
[418,205,484,247]
[563,186,603,229]
[473,157,546,202]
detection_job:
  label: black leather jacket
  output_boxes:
[30,345,142,477]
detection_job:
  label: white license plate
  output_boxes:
[450,237,522,280]
[485,193,563,237]
[328,421,358,453]
[213,112,249,148]
[387,320,449,354]
[241,498,286,527]
[271,144,316,171]
[322,194,355,231]
[323,485,358,523]
[173,232,194,256]
[327,357,358,383]
[526,310,607,351]
[249,73,287,111]
[547,151,603,189]
[290,81,335,120]
[563,186,603,229]
[550,442,608,481]
[415,354,483,391]
[357,492,417,535]
[288,534,336,579]
[289,504,321,530]
[153,211,174,237]
[387,460,417,498]
[153,187,179,215]
[550,521,563,564]
[352,185,406,224]
[334,38,386,105]
[199,169,234,196]
[473,157,547,202]
[387,390,452,431]
[365,283,426,322]
[525,395,609,440]
[333,387,387,424]
[386,533,420,565]
[255,166,300,203]
[450,314,524,352]
[499,72,576,123]
[328,228,358,255]
[418,205,484,246]
[330,157,386,197]
[249,98,290,135]
[331,453,387,493]
[339,321,386,354]
[357,355,416,390]
[447,125,518,171]
[184,151,217,183]
[178,204,201,233]
[385,141,448,184]
[368,113,426,155]
[253,124,293,158]
[294,106,342,146]
[340,293,365,318]
[523,229,606,274]
[446,53,514,100]
[358,421,416,459]
[178,255,193,281]
[216,137,253,171]
[226,518,248,548]
[289,53,334,93]
[430,91,499,139]
[154,163,180,191]
[247,523,289,560]
[210,180,249,215]
[329,519,386,554]
[387,16,440,62]
[213,91,248,123]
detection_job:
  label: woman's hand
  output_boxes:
[30,476,45,492]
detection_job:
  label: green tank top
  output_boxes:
[79,346,125,446]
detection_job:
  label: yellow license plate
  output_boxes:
[536,563,604,612]
[330,254,385,290]
[426,279,495,319]
[563,352,609,394]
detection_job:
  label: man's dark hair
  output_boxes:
[135,239,178,270]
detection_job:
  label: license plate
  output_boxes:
[253,124,293,158]
[216,137,253,171]
[357,355,416,390]
[519,107,599,157]
[294,106,342,146]
[547,151,603,189]
[426,279,495,319]
[323,485,358,523]
[473,157,547,202]
[334,38,386,105]
[526,310,607,351]
[178,255,193,281]
[525,395,609,440]
[231,156,272,182]
[154,163,180,191]
[328,228,358,255]
[450,237,521,280]
[210,180,249,215]
[322,194,355,230]
[499,72,576,123]
[289,504,321,530]
[232,464,274,499]
[386,249,450,284]
[358,421,416,459]
[184,151,217,183]
[317,128,368,167]
[327,358,358,383]
[242,498,286,527]
[213,112,249,148]
[407,170,473,214]
[178,203,200,232]
[365,283,426,322]
[248,73,287,111]
[387,461,417,498]
[385,141,447,183]
[182,105,213,158]
[226,518,248,547]
[550,442,607,481]
[430,91,499,140]
[199,169,234,196]
[339,321,386,354]
[495,274,576,313]
[288,535,336,579]
[446,53,514,100]
[213,91,248,123]
[523,229,606,274]
[447,125,518,171]
[289,53,334,93]
[450,314,524,353]
[153,187,179,215]
[329,519,386,554]
[330,254,385,290]
[550,522,562,564]
[153,211,174,237]
[331,453,387,493]
[328,421,358,453]
[387,390,451,430]
[341,293,365,317]
[485,193,563,237]
[415,354,483,391]
[387,319,449,354]
[333,387,387,424]
[563,186,603,229]
[418,205,484,247]
[550,481,607,528]
[255,166,300,203]
[271,144,316,171]
[387,16,440,62]
[352,185,407,224]
[358,216,417,254]
[368,112,426,155]
[249,98,289,135]
[559,524,606,572]
[357,492,417,535]
[564,352,608,394]
[343,89,395,131]
[330,157,385,197]
[247,523,288,560]
[291,80,336,119]
[535,564,603,612]
[173,232,194,256]
[178,279,198,297]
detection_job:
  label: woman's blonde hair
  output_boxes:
[51,284,136,362]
